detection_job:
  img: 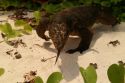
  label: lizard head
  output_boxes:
[49,22,69,64]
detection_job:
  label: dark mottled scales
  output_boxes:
[36,6,119,63]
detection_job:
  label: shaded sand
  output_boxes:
[0,14,125,83]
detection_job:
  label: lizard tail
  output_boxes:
[55,49,61,64]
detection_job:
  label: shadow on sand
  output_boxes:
[41,23,124,82]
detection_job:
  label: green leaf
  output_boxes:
[0,0,9,8]
[93,0,101,4]
[0,68,5,76]
[61,1,74,9]
[33,11,41,23]
[47,72,63,83]
[34,76,44,83]
[0,24,4,31]
[120,13,125,21]
[9,0,20,7]
[101,1,111,7]
[1,23,15,38]
[6,30,18,38]
[15,20,27,27]
[111,0,122,4]
[23,24,32,34]
[0,23,22,39]
[0,23,13,34]
[43,3,62,14]
[80,66,97,83]
[107,64,124,83]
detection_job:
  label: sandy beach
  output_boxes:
[0,13,125,83]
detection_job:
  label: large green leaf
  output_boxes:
[34,76,44,83]
[80,66,97,83]
[0,23,14,37]
[0,23,13,34]
[15,20,27,27]
[107,64,124,83]
[6,30,21,38]
[23,24,32,34]
[0,68,5,76]
[47,72,63,83]
[33,11,41,23]
[0,23,22,39]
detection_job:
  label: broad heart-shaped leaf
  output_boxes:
[23,24,32,34]
[0,23,13,34]
[15,20,27,27]
[107,64,124,83]
[0,68,5,76]
[47,72,63,83]
[80,66,97,83]
[6,30,22,39]
[0,23,14,38]
[0,23,22,39]
[34,76,44,83]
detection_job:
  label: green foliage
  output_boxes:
[42,1,80,14]
[23,24,32,34]
[80,66,97,83]
[79,0,93,5]
[110,0,122,4]
[100,1,111,7]
[15,20,32,34]
[81,0,125,21]
[15,20,27,27]
[0,23,21,39]
[47,72,63,83]
[43,3,62,14]
[33,11,41,24]
[120,13,125,21]
[107,64,125,83]
[0,21,32,40]
[0,0,41,10]
[60,1,76,9]
[0,0,125,21]
[31,72,63,83]
[0,68,5,76]
[42,0,125,21]
[34,76,44,83]
[0,0,10,8]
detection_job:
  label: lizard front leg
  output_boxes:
[36,17,50,41]
[66,28,93,54]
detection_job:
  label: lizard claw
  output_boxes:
[66,48,85,54]
[66,49,76,54]
[44,36,50,41]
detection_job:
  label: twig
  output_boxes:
[41,56,56,62]
[34,44,43,48]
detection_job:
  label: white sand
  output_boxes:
[0,14,125,83]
